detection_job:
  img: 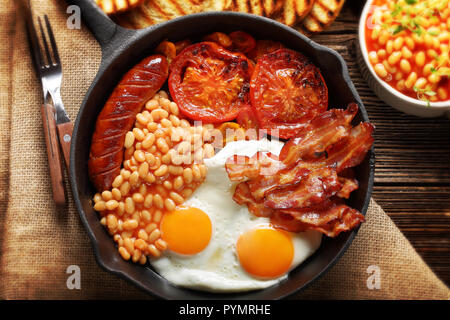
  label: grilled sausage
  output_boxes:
[89,54,169,191]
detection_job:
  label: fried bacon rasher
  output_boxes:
[225,104,374,237]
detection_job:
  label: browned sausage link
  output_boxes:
[88,54,169,191]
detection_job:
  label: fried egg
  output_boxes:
[149,139,322,292]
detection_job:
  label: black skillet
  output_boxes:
[68,0,375,299]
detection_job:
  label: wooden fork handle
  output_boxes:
[41,104,66,207]
[57,121,73,172]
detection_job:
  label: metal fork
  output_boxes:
[35,15,74,171]
[23,1,73,206]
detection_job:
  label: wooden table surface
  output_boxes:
[313,0,450,286]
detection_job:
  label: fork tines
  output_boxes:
[36,15,60,68]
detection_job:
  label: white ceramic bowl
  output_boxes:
[357,0,450,118]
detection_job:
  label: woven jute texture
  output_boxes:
[0,0,448,300]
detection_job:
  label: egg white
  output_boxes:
[150,139,322,293]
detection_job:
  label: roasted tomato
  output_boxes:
[169,42,254,123]
[155,40,176,64]
[229,31,256,53]
[250,48,328,139]
[247,40,284,61]
[174,39,192,55]
[236,105,259,130]
[202,32,232,48]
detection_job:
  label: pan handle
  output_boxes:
[66,0,139,53]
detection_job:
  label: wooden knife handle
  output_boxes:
[57,121,73,172]
[40,104,66,207]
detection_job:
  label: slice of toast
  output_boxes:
[302,0,346,32]
[295,0,314,21]
[276,0,314,26]
[95,0,146,15]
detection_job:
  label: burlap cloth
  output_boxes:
[0,0,448,300]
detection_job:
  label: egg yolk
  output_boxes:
[236,226,294,278]
[160,207,212,255]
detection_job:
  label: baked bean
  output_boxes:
[102,190,113,201]
[132,249,142,263]
[393,37,404,50]
[163,180,172,190]
[141,209,152,223]
[374,63,388,78]
[117,202,125,216]
[153,194,164,209]
[154,164,168,177]
[129,171,140,186]
[415,52,426,66]
[400,59,411,73]
[136,113,150,126]
[121,169,131,180]
[148,228,161,243]
[153,210,162,223]
[124,131,135,149]
[107,214,118,230]
[181,188,193,199]
[155,239,168,251]
[145,99,159,110]
[135,238,147,250]
[142,133,155,149]
[145,172,156,183]
[132,193,144,203]
[423,63,434,77]
[145,223,157,234]
[123,219,139,230]
[106,199,119,210]
[148,244,161,258]
[428,73,441,84]
[383,60,396,74]
[124,237,135,253]
[125,197,135,214]
[173,176,184,190]
[377,49,387,59]
[138,162,149,178]
[151,108,169,122]
[93,193,102,203]
[388,51,402,65]
[164,198,176,211]
[119,247,131,260]
[134,150,146,163]
[405,72,418,89]
[120,181,131,196]
[192,165,202,181]
[170,191,184,205]
[133,128,145,141]
[402,47,412,59]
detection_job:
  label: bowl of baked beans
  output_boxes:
[358,0,450,117]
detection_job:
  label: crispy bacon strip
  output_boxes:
[243,121,373,200]
[233,182,273,217]
[279,103,358,165]
[225,152,286,181]
[264,167,342,209]
[324,122,374,172]
[271,198,365,237]
[337,176,359,199]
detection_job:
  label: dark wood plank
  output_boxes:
[309,1,450,287]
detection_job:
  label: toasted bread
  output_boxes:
[114,0,230,28]
[295,0,314,21]
[95,0,145,15]
[275,0,314,26]
[302,0,346,32]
